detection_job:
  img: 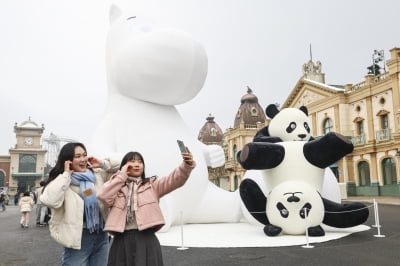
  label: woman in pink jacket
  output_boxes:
[97,147,195,266]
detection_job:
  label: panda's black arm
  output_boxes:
[304,132,354,168]
[237,142,285,170]
[239,179,269,225]
[322,197,369,228]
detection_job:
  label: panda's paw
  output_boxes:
[308,225,325,236]
[264,224,282,236]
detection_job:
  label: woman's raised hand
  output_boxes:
[64,160,73,174]
[182,147,194,166]
[87,156,103,168]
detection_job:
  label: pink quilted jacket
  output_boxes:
[97,161,195,233]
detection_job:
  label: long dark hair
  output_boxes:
[120,151,146,180]
[43,142,87,190]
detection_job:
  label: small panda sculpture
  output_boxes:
[238,104,369,236]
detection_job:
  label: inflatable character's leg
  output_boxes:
[322,198,369,228]
[239,179,269,225]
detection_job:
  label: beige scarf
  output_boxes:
[126,177,142,224]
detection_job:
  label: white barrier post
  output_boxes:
[302,208,314,249]
[371,199,379,228]
[373,201,385,238]
[177,211,189,250]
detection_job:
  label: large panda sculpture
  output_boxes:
[238,104,369,236]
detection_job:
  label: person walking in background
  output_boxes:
[97,147,195,266]
[35,181,47,226]
[14,193,19,205]
[19,191,34,228]
[0,192,5,211]
[40,142,119,266]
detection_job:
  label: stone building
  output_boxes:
[282,47,400,197]
[8,118,47,197]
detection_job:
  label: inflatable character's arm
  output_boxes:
[237,142,285,170]
[304,132,353,168]
[199,141,225,168]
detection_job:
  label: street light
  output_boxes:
[372,49,386,75]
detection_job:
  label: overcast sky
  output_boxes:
[1,0,399,155]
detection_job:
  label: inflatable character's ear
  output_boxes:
[265,104,280,119]
[299,106,308,116]
[109,4,123,24]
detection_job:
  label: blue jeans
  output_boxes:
[62,229,109,266]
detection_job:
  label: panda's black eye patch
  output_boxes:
[286,122,296,133]
[304,122,310,133]
[299,203,312,218]
[277,202,289,218]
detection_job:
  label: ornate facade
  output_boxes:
[282,47,400,197]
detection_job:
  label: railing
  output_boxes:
[348,72,389,93]
[375,128,391,142]
[351,133,366,146]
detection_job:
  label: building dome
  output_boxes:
[198,114,224,144]
[234,87,266,128]
[18,117,40,128]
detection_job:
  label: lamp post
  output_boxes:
[372,49,386,75]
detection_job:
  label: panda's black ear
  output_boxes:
[299,106,308,116]
[266,104,279,118]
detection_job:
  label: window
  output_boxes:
[323,118,333,134]
[234,174,239,190]
[19,154,37,173]
[210,127,217,137]
[382,158,396,185]
[357,121,364,135]
[381,114,388,129]
[233,144,237,160]
[250,107,258,116]
[358,161,371,186]
[0,171,4,187]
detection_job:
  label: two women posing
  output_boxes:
[40,142,195,266]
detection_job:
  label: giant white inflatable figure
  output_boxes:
[91,5,241,231]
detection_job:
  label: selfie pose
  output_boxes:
[40,142,118,266]
[97,146,195,266]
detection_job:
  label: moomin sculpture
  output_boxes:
[91,5,241,231]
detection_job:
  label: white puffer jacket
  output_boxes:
[40,158,119,249]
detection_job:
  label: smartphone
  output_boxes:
[177,140,187,152]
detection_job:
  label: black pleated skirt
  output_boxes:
[108,228,163,266]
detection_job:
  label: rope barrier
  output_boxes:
[249,203,375,215]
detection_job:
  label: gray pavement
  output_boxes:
[0,198,399,266]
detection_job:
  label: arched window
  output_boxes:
[19,154,37,173]
[358,161,370,186]
[0,171,4,187]
[323,118,333,134]
[382,158,397,185]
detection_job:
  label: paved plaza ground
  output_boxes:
[0,197,399,266]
